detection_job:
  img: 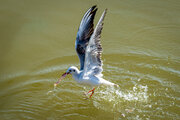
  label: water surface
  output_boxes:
[0,0,180,119]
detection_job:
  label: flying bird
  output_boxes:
[55,5,118,98]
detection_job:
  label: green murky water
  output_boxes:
[0,0,180,119]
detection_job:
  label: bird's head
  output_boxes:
[54,66,79,87]
[66,66,79,75]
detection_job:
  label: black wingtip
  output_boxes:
[91,5,98,14]
[92,5,97,9]
[91,8,98,15]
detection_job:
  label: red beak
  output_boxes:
[54,72,70,87]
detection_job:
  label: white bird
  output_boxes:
[55,5,118,98]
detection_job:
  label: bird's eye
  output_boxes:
[73,70,75,72]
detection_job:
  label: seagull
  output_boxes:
[54,5,118,98]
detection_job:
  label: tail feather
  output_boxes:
[101,79,119,87]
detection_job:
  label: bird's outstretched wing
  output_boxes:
[75,5,97,70]
[83,9,107,78]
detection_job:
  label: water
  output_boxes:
[0,0,180,119]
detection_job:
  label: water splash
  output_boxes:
[46,85,59,96]
[93,84,149,113]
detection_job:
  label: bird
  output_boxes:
[54,5,118,98]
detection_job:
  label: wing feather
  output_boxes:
[75,6,97,70]
[83,9,107,77]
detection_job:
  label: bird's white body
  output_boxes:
[68,66,116,87]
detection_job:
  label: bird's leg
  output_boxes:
[83,88,95,99]
[89,88,95,98]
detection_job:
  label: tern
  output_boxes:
[55,5,118,98]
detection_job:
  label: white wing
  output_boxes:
[83,9,107,78]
